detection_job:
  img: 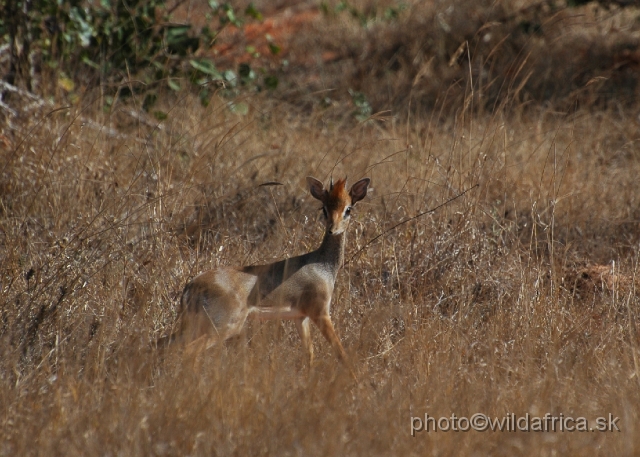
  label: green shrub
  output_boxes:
[0,0,276,108]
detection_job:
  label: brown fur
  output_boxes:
[173,176,371,379]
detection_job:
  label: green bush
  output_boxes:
[0,0,277,108]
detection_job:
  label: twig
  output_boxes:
[0,99,17,116]
[346,183,479,265]
[0,80,158,142]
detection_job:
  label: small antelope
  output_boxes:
[176,176,370,378]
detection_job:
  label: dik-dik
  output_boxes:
[177,177,370,378]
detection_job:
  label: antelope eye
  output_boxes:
[322,206,328,218]
[345,206,352,216]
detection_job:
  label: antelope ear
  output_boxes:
[306,176,327,202]
[349,178,370,205]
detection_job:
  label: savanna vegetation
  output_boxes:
[1,0,640,455]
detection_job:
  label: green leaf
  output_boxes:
[58,76,75,92]
[167,78,182,91]
[201,27,217,49]
[69,6,95,47]
[245,3,263,20]
[223,70,238,87]
[153,111,168,120]
[336,1,349,13]
[349,89,372,121]
[166,26,199,55]
[199,88,211,107]
[166,25,191,41]
[143,93,158,112]
[228,102,249,115]
[238,63,255,82]
[189,59,223,79]
[222,5,242,26]
[268,42,281,55]
[81,56,100,69]
[264,74,278,90]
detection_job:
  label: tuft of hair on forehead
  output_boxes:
[327,177,349,206]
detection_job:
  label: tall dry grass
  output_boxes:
[255,0,640,117]
[1,86,640,456]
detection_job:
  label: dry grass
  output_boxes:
[0,5,640,456]
[2,84,640,455]
[221,0,640,115]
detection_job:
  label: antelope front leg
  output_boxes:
[295,316,314,368]
[312,314,357,380]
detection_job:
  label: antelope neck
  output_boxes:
[314,230,346,278]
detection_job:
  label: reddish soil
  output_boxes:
[170,1,330,67]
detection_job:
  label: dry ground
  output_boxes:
[2,86,640,455]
